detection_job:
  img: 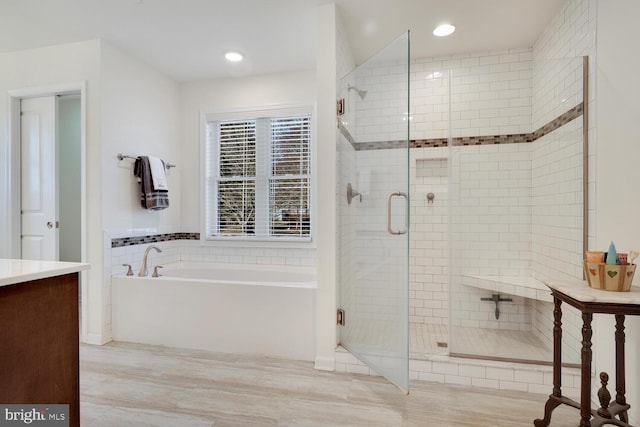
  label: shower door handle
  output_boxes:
[387,192,408,235]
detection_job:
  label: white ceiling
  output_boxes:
[0,0,566,82]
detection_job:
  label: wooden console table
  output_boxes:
[534,279,640,427]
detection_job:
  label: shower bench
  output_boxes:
[534,279,640,427]
[462,275,552,302]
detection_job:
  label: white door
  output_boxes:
[20,96,59,261]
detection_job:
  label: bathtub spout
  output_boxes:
[138,246,162,277]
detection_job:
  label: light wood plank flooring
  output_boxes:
[80,342,579,426]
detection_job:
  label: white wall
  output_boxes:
[0,40,104,343]
[315,2,338,370]
[100,41,182,232]
[595,1,640,423]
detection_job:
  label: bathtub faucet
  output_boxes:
[138,245,163,277]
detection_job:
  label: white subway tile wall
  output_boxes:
[533,0,596,254]
[529,0,596,367]
[531,117,584,282]
[353,48,533,143]
[410,151,449,325]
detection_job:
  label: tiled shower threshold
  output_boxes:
[335,323,583,397]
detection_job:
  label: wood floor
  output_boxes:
[80,342,580,426]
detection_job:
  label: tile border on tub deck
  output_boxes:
[111,232,200,248]
[344,102,583,151]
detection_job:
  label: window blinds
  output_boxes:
[269,115,311,237]
[205,112,311,240]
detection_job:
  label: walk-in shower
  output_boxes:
[337,31,587,386]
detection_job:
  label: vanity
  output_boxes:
[0,259,89,427]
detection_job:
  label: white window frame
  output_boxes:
[200,105,315,246]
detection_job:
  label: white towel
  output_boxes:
[148,156,168,191]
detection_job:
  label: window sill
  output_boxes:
[201,236,314,249]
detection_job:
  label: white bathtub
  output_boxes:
[111,262,316,361]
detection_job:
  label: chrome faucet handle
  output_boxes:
[152,265,163,278]
[122,264,133,276]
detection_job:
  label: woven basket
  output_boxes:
[583,261,636,292]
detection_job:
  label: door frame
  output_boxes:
[8,81,88,342]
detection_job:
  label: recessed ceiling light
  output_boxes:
[224,51,243,62]
[433,24,455,37]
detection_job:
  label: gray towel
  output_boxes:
[134,156,169,210]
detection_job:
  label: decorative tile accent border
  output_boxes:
[345,103,583,151]
[413,138,449,148]
[111,232,200,248]
[454,133,532,146]
[531,102,583,141]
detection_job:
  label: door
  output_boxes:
[337,32,410,392]
[20,96,59,261]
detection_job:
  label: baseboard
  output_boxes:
[314,356,335,371]
[84,332,111,346]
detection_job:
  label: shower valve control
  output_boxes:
[427,192,435,203]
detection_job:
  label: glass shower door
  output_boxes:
[337,32,410,392]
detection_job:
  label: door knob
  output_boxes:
[47,221,53,229]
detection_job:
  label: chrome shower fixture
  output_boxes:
[347,183,362,204]
[347,84,367,100]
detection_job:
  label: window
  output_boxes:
[205,108,312,241]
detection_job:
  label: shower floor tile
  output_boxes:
[410,323,449,358]
[410,323,552,363]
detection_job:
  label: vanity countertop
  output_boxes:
[0,258,89,287]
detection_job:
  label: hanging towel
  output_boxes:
[148,155,168,191]
[134,156,169,210]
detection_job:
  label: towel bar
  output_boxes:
[117,153,176,169]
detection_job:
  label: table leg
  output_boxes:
[534,297,563,427]
[553,297,562,397]
[580,311,593,427]
[615,315,628,423]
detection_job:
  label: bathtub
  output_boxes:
[111,262,316,361]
